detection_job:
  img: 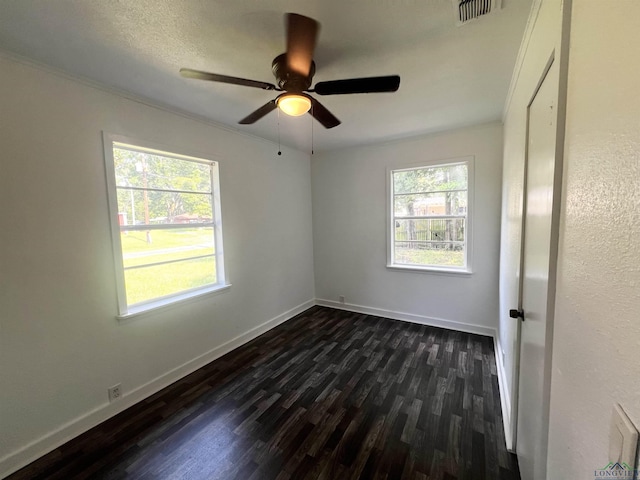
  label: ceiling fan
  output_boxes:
[180,13,401,129]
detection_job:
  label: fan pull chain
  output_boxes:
[277,108,282,156]
[311,104,314,155]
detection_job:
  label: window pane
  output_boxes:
[116,189,213,226]
[394,218,465,243]
[394,164,467,194]
[113,147,211,193]
[124,256,217,306]
[394,191,467,217]
[107,138,225,314]
[121,227,214,268]
[391,161,469,270]
[394,244,464,267]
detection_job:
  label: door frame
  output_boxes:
[509,50,567,458]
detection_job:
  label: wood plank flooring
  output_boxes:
[7,306,520,480]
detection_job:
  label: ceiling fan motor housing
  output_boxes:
[272,53,315,92]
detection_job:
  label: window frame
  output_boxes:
[103,132,229,319]
[386,156,474,275]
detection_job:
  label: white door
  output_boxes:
[515,58,561,480]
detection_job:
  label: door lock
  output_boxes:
[509,309,525,320]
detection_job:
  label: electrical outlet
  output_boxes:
[339,295,345,304]
[108,384,122,402]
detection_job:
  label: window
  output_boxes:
[103,134,227,317]
[388,157,472,273]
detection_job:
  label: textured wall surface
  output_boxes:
[0,54,315,476]
[546,1,640,478]
[312,123,503,332]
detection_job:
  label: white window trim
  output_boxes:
[102,132,230,319]
[386,156,474,275]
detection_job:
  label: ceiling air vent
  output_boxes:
[453,0,501,25]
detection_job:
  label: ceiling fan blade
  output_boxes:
[238,100,277,124]
[314,75,401,95]
[285,13,319,77]
[309,97,340,129]
[180,68,276,90]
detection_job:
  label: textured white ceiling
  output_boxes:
[0,0,532,152]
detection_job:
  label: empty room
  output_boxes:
[1,1,639,479]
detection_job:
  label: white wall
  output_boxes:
[312,123,503,336]
[547,1,640,477]
[0,54,315,477]
[498,0,564,431]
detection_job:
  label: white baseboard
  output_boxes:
[494,338,514,451]
[315,299,496,338]
[0,299,315,479]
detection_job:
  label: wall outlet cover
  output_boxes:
[108,384,122,402]
[609,403,638,468]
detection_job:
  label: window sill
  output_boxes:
[386,264,472,276]
[117,284,231,322]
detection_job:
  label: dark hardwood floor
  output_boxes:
[7,306,519,480]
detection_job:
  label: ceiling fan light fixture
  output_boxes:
[277,94,311,116]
